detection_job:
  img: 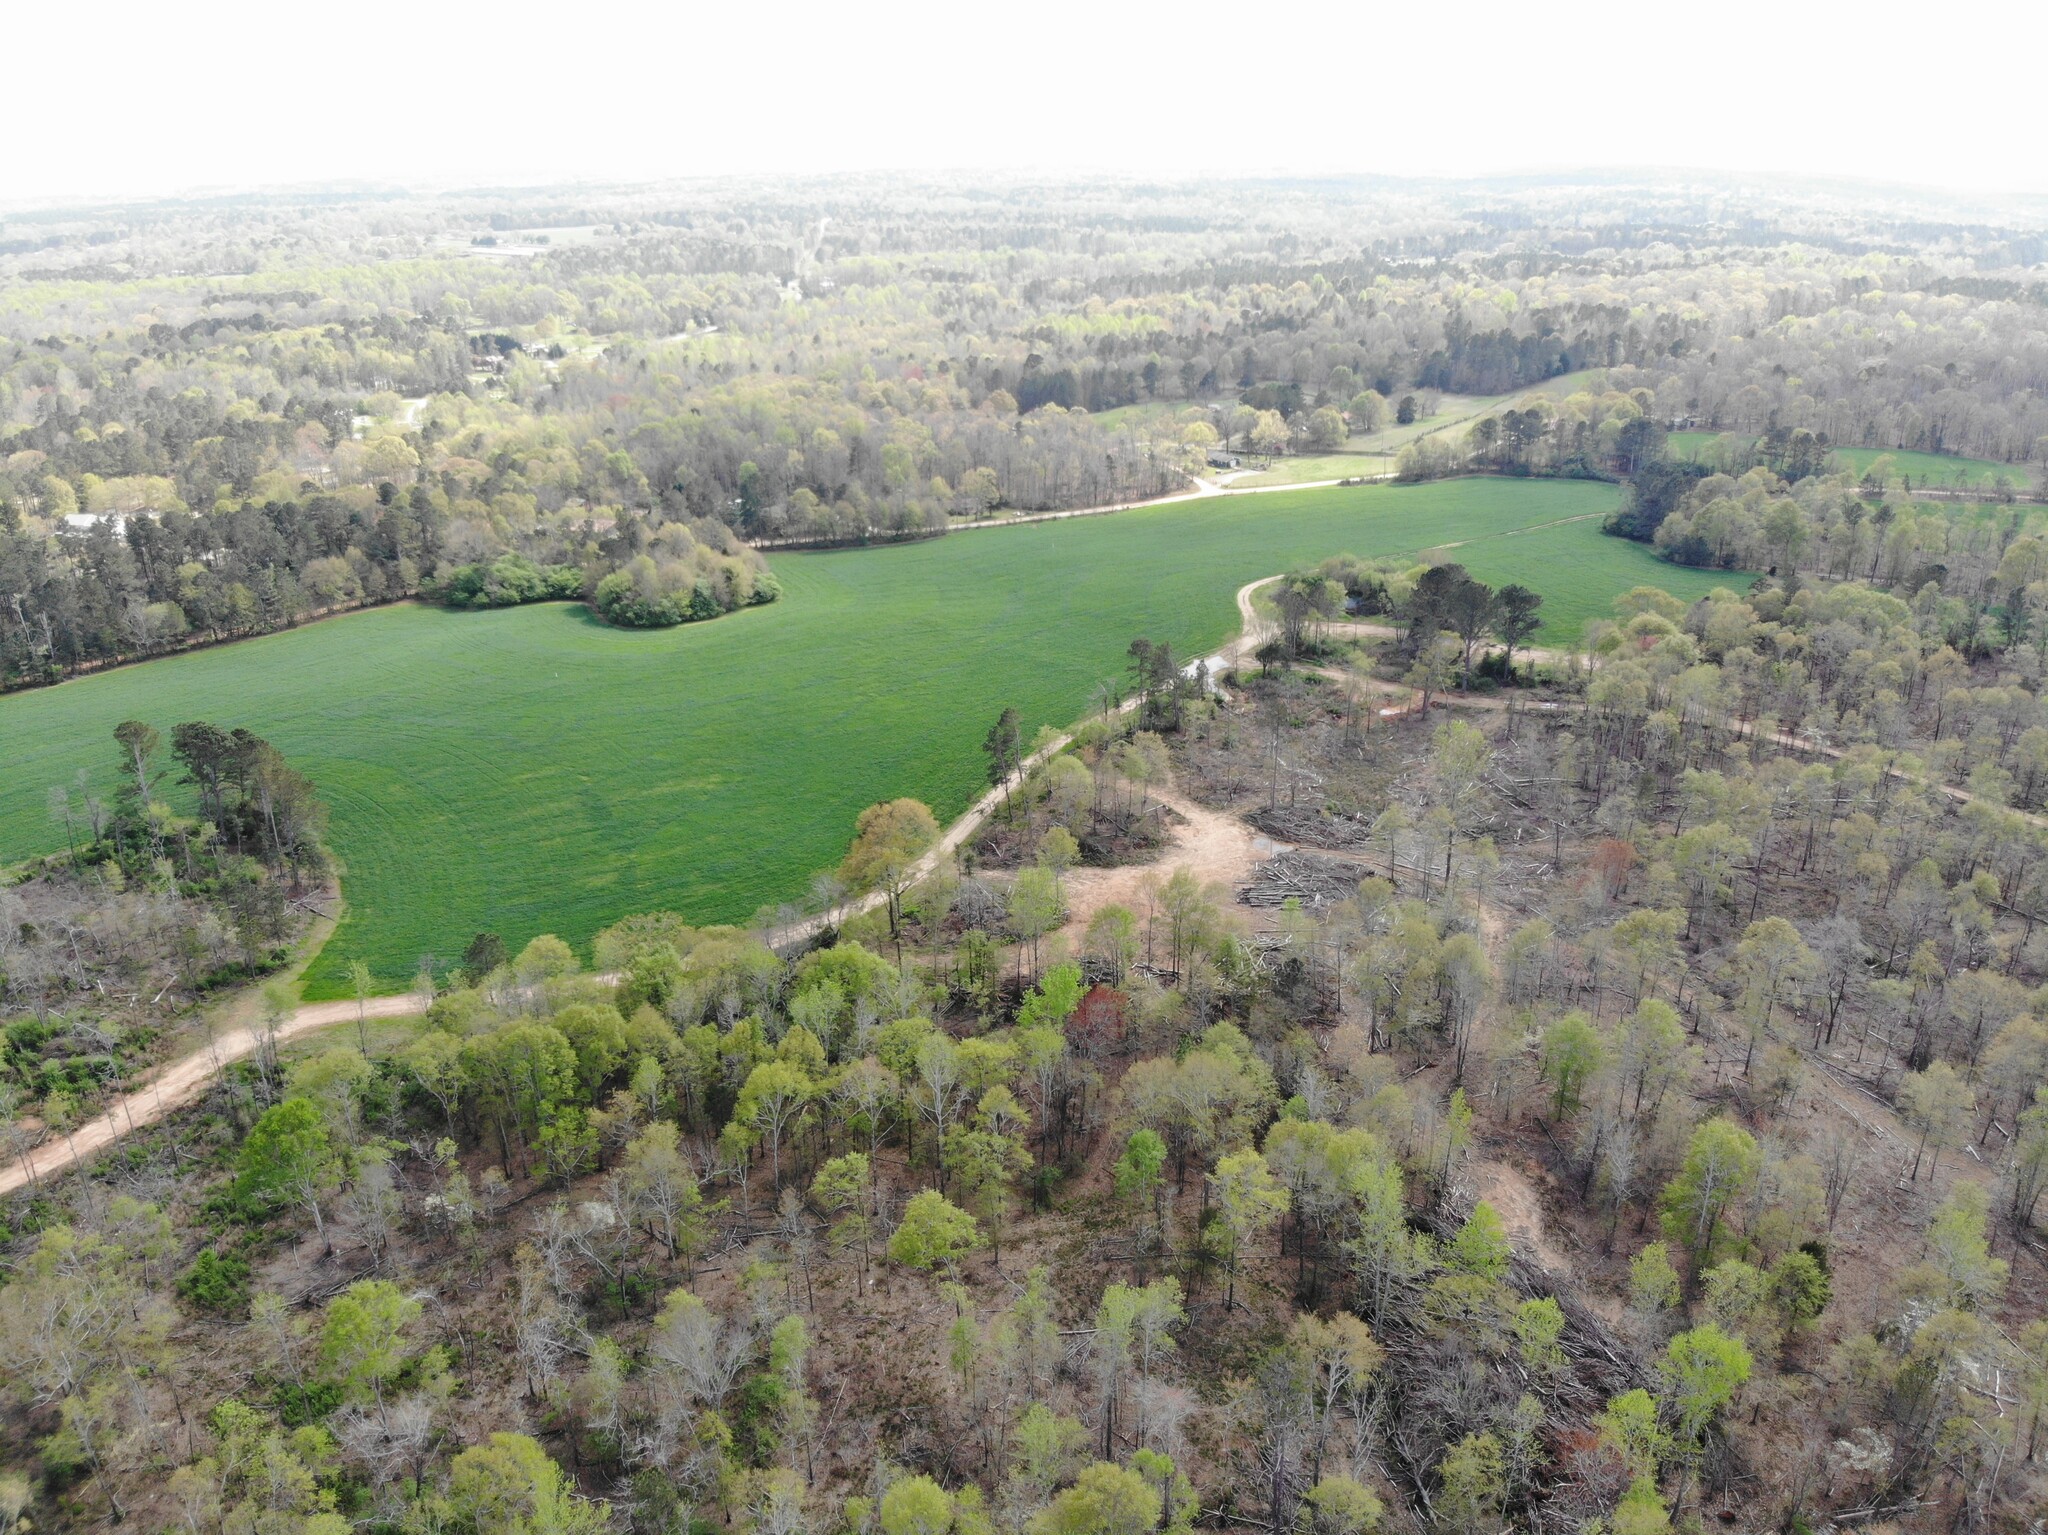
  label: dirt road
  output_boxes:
[3,991,432,1197]
[1,578,1286,1199]
[751,466,1393,549]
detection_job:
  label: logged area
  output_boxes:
[10,170,2048,1535]
[0,478,1734,993]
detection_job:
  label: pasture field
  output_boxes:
[1669,431,2025,490]
[1233,370,1610,488]
[0,478,1730,994]
[1437,513,1745,638]
[1229,451,1391,485]
[1828,446,2029,491]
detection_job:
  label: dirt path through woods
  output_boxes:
[3,989,442,1197]
[2,580,1288,1197]
[1473,1158,1572,1272]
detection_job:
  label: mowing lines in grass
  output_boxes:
[1,478,1725,994]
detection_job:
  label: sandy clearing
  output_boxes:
[1473,1157,1572,1273]
[1321,620,1576,670]
[1056,790,1278,947]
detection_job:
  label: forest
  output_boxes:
[4,173,2048,1535]
[6,174,2048,684]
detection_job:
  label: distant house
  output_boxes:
[1207,450,1241,469]
[63,510,134,536]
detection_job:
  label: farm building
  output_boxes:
[61,510,149,536]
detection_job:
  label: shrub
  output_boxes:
[273,1379,344,1426]
[730,1373,786,1466]
[178,1248,252,1314]
[438,554,583,608]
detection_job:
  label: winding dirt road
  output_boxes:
[0,578,1286,1199]
[4,992,437,1197]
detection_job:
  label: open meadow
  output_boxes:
[1669,430,2027,490]
[1826,445,2031,491]
[0,478,1739,993]
[1228,370,1611,488]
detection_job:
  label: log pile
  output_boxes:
[1238,850,1366,911]
[1248,805,1376,850]
[1418,1197,1652,1405]
[1364,1197,1657,1522]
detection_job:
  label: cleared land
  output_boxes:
[0,479,1735,994]
[1232,370,1609,488]
[1669,431,2027,490]
[1227,449,1391,486]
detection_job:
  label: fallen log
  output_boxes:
[1239,850,1369,911]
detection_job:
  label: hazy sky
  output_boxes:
[10,0,2044,205]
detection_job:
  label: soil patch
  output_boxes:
[1473,1157,1572,1273]
[1059,790,1276,943]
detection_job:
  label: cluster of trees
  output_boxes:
[1296,555,1543,694]
[9,611,2048,1528]
[586,521,779,627]
[1669,428,1841,486]
[0,478,779,684]
[0,486,441,685]
[1610,456,2047,635]
[7,174,2040,684]
[2,720,328,1127]
[431,510,778,626]
[1262,684,2045,1514]
[1390,385,1669,485]
[1637,283,2048,466]
[1400,566,1544,691]
[1559,574,2048,817]
[0,889,1234,1529]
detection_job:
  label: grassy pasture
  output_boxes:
[1669,431,2026,491]
[1233,370,1611,488]
[1436,513,1744,638]
[1828,446,2029,492]
[1230,451,1391,486]
[0,478,1732,994]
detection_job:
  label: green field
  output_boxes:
[0,478,1739,994]
[1829,446,2029,491]
[1437,512,1745,639]
[1669,432,2027,491]
[1230,451,1392,486]
[1233,371,1610,488]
